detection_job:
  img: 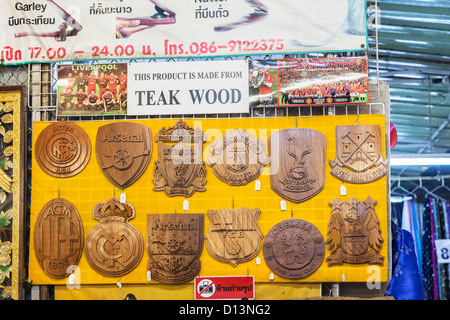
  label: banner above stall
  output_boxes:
[2,0,368,64]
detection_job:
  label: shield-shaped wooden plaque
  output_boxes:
[269,128,326,203]
[96,122,152,189]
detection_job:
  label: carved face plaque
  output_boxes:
[153,120,207,197]
[207,129,269,186]
[35,121,91,178]
[263,219,325,279]
[269,128,326,203]
[205,207,264,267]
[96,122,152,189]
[34,198,84,279]
[85,198,144,277]
[147,214,204,283]
[329,125,387,183]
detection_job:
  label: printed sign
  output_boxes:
[194,276,255,300]
[435,239,450,264]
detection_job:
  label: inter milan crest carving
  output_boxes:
[85,198,144,277]
[35,121,91,178]
[147,214,204,283]
[329,125,388,183]
[263,219,325,279]
[153,120,207,197]
[269,128,326,203]
[96,122,152,189]
[326,196,384,266]
[207,129,269,186]
[34,198,84,279]
[205,207,264,267]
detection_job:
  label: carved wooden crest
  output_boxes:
[34,198,84,279]
[329,125,388,183]
[153,120,207,197]
[269,128,326,203]
[206,129,269,186]
[326,196,384,266]
[205,207,264,267]
[35,121,91,178]
[96,122,152,189]
[263,219,325,279]
[85,198,144,277]
[147,214,204,283]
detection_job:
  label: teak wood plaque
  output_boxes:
[207,129,269,186]
[34,198,84,279]
[329,125,388,183]
[269,128,326,203]
[147,214,204,283]
[35,121,91,178]
[96,122,152,189]
[263,219,325,279]
[205,207,264,267]
[85,198,144,277]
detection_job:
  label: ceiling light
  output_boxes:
[390,154,450,166]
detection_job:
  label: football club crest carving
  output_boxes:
[205,207,264,267]
[263,219,325,279]
[96,122,152,189]
[269,128,326,203]
[329,125,388,183]
[34,198,84,279]
[153,120,207,197]
[207,129,269,186]
[326,196,384,266]
[147,214,204,283]
[85,198,144,277]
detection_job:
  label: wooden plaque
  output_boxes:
[207,129,269,186]
[147,214,204,283]
[263,219,325,279]
[85,198,144,277]
[34,198,84,279]
[205,207,264,267]
[326,196,384,266]
[35,121,91,178]
[269,128,326,203]
[329,125,388,183]
[96,122,152,189]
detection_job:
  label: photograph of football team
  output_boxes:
[248,60,278,108]
[57,63,128,116]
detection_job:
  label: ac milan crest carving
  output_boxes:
[326,196,384,266]
[207,129,269,186]
[153,120,207,197]
[147,214,204,283]
[269,128,326,203]
[96,122,152,189]
[205,207,264,267]
[329,125,388,183]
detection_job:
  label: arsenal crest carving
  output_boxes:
[207,129,269,186]
[34,198,84,279]
[326,196,384,266]
[96,122,152,189]
[329,125,388,183]
[153,120,207,197]
[269,128,326,203]
[205,207,264,267]
[35,121,91,178]
[85,198,144,277]
[147,214,204,283]
[263,219,325,279]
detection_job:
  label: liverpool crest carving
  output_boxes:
[269,128,326,203]
[96,122,152,189]
[153,120,207,197]
[147,214,204,283]
[326,196,384,266]
[85,198,144,277]
[329,125,388,183]
[207,129,269,186]
[205,207,264,267]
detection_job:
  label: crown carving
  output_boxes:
[92,198,135,222]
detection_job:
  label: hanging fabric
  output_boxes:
[422,198,438,299]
